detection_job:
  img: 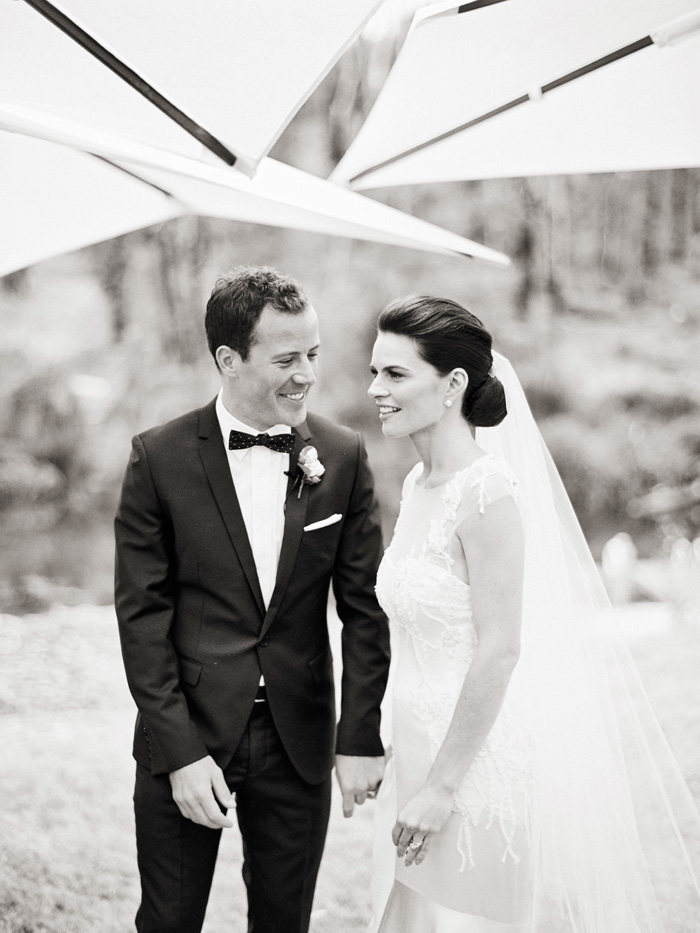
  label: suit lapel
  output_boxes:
[197,400,266,617]
[261,422,312,636]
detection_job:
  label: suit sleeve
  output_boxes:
[332,433,390,757]
[114,435,209,774]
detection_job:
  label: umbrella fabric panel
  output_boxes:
[0,103,509,271]
[0,131,180,276]
[0,3,211,165]
[332,0,700,187]
[1,0,383,172]
[338,36,700,186]
[118,155,510,263]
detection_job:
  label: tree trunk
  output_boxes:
[642,172,664,276]
[97,236,129,341]
[146,218,209,365]
[671,168,694,262]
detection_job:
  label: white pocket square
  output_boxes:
[303,513,342,532]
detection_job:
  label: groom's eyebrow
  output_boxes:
[271,342,321,359]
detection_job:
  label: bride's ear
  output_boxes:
[446,368,468,401]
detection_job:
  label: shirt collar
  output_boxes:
[216,390,292,460]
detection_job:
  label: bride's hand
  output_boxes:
[392,783,454,867]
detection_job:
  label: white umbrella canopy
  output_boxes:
[332,0,700,188]
[0,0,384,175]
[0,129,181,276]
[0,103,510,276]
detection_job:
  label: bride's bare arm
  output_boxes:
[393,495,524,866]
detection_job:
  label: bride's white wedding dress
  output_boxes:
[368,353,700,933]
[373,455,533,932]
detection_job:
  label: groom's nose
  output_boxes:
[292,360,316,386]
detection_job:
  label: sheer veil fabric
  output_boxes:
[370,352,700,932]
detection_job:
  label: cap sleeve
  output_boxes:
[453,455,520,525]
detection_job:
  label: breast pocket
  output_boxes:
[300,520,342,562]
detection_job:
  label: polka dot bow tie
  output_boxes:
[228,430,295,455]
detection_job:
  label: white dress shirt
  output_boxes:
[215,391,291,609]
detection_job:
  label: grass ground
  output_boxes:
[0,603,698,932]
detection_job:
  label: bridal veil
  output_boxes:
[480,352,700,930]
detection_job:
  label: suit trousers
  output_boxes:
[133,701,333,933]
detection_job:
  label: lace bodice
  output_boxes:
[376,454,532,870]
[376,454,520,669]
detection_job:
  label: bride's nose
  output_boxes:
[368,376,386,398]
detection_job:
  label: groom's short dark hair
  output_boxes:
[205,266,309,365]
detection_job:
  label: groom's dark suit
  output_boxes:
[115,398,389,932]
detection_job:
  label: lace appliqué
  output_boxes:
[469,456,521,515]
[376,455,531,873]
[427,456,520,567]
[427,472,461,567]
[454,708,533,872]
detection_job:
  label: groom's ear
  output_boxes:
[216,345,242,377]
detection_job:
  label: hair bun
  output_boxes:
[466,374,507,427]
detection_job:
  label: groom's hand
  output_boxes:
[335,754,385,818]
[169,755,236,829]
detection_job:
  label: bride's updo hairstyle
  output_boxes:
[377,295,507,427]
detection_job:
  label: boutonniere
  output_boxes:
[287,445,325,499]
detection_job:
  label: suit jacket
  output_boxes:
[114,399,390,784]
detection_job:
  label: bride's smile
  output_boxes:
[368,331,457,438]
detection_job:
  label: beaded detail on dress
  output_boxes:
[376,455,532,871]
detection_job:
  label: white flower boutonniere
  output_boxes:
[295,445,325,498]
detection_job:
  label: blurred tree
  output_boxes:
[5,373,88,496]
[95,218,213,365]
[94,235,129,341]
[148,217,211,364]
[1,268,30,294]
[513,178,567,325]
[671,168,694,262]
[642,172,665,277]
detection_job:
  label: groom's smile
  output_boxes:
[221,303,320,431]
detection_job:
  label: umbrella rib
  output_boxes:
[22,0,238,168]
[90,154,178,200]
[457,0,510,14]
[349,34,654,185]
[541,36,653,93]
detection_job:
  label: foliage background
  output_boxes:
[2,33,699,611]
[0,29,698,638]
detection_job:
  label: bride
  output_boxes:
[367,294,700,932]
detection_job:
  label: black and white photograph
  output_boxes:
[1,1,699,931]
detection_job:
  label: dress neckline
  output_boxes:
[412,453,496,491]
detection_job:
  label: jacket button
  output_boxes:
[259,636,270,647]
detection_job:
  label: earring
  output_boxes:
[444,399,453,408]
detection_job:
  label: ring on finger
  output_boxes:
[408,837,423,850]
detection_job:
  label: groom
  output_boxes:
[114,266,390,933]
